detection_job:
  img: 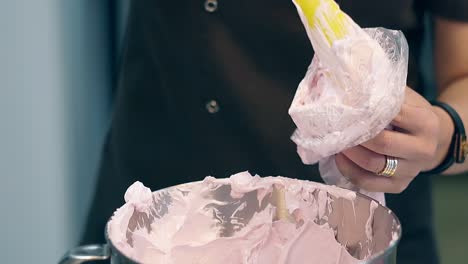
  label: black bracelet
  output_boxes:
[420,101,467,175]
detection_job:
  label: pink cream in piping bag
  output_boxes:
[288,0,409,205]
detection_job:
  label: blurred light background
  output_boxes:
[0,1,466,263]
[1,1,127,262]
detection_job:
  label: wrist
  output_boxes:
[428,106,455,171]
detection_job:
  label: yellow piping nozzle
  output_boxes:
[295,0,351,45]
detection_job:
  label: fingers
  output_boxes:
[342,145,419,178]
[391,104,429,134]
[360,130,432,160]
[392,103,439,137]
[392,89,439,136]
[342,145,386,173]
[333,87,437,194]
[335,154,408,193]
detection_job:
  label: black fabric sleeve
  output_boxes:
[426,0,468,22]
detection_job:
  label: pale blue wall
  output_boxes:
[0,1,112,263]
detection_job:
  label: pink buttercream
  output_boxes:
[107,172,393,264]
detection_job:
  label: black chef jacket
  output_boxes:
[82,1,468,263]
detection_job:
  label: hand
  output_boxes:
[335,87,454,193]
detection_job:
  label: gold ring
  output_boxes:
[377,156,398,177]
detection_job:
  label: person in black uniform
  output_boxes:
[82,1,468,263]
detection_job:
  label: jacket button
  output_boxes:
[204,0,218,13]
[206,100,220,114]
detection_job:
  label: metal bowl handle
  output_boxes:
[58,244,110,264]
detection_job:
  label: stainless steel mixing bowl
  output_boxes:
[59,180,401,264]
